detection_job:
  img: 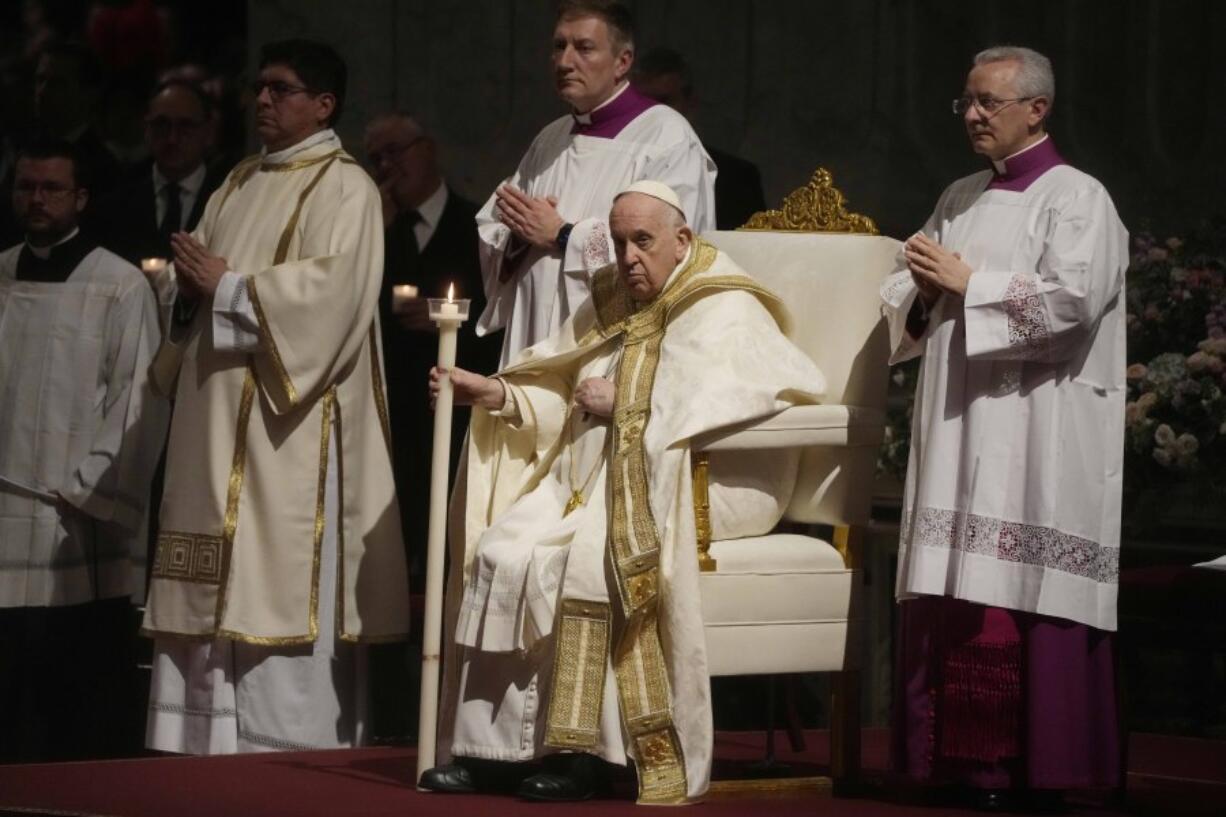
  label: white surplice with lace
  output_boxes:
[880,165,1128,632]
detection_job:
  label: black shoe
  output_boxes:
[418,762,475,794]
[517,753,601,802]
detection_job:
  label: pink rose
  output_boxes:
[1187,352,1211,373]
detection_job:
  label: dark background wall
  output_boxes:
[251,0,1226,240]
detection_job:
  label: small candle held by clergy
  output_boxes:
[391,284,418,312]
[140,257,167,278]
[427,283,468,323]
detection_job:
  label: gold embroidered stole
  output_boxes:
[541,240,780,804]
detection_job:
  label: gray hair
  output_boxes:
[974,45,1055,105]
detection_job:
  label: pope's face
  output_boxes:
[962,59,1047,161]
[253,64,333,153]
[551,15,632,113]
[12,157,87,246]
[610,193,691,302]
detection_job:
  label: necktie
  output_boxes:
[160,180,182,240]
[394,209,422,281]
[403,209,422,262]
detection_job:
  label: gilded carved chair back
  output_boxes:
[739,168,879,235]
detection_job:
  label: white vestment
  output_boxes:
[475,85,716,367]
[881,163,1128,632]
[0,242,166,607]
[144,129,405,753]
[440,242,825,803]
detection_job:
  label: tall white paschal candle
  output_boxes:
[417,284,469,784]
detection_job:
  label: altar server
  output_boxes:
[880,46,1127,810]
[0,140,167,761]
[476,0,716,367]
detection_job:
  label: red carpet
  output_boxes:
[0,730,1222,816]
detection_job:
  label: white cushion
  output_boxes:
[705,621,855,676]
[700,533,860,674]
[700,534,854,625]
[707,532,846,571]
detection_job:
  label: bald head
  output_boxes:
[610,192,693,301]
[364,112,440,210]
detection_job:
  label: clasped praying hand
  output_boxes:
[171,231,230,299]
[573,376,615,418]
[904,233,973,306]
[494,184,564,250]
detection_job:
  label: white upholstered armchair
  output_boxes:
[695,170,900,786]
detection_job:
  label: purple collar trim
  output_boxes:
[571,84,658,139]
[987,136,1065,192]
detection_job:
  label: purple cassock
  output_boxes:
[893,136,1122,792]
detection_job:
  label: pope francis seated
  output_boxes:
[421,181,826,804]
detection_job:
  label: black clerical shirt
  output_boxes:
[15,232,98,284]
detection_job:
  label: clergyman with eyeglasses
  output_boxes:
[140,39,410,756]
[880,46,1127,811]
[95,79,227,268]
[0,139,168,761]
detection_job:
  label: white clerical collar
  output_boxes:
[262,128,340,164]
[991,133,1049,174]
[573,81,630,125]
[416,180,448,233]
[153,162,207,196]
[28,227,80,259]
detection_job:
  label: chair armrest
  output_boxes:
[692,404,884,452]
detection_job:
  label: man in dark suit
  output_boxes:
[633,47,768,230]
[363,111,500,742]
[365,112,500,561]
[96,79,226,266]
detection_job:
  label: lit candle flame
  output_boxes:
[447,283,454,302]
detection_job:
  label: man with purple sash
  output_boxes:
[880,46,1127,811]
[474,0,715,368]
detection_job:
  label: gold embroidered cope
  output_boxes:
[540,240,783,804]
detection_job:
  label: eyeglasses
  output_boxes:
[250,79,315,102]
[367,136,425,167]
[14,182,77,200]
[952,95,1035,116]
